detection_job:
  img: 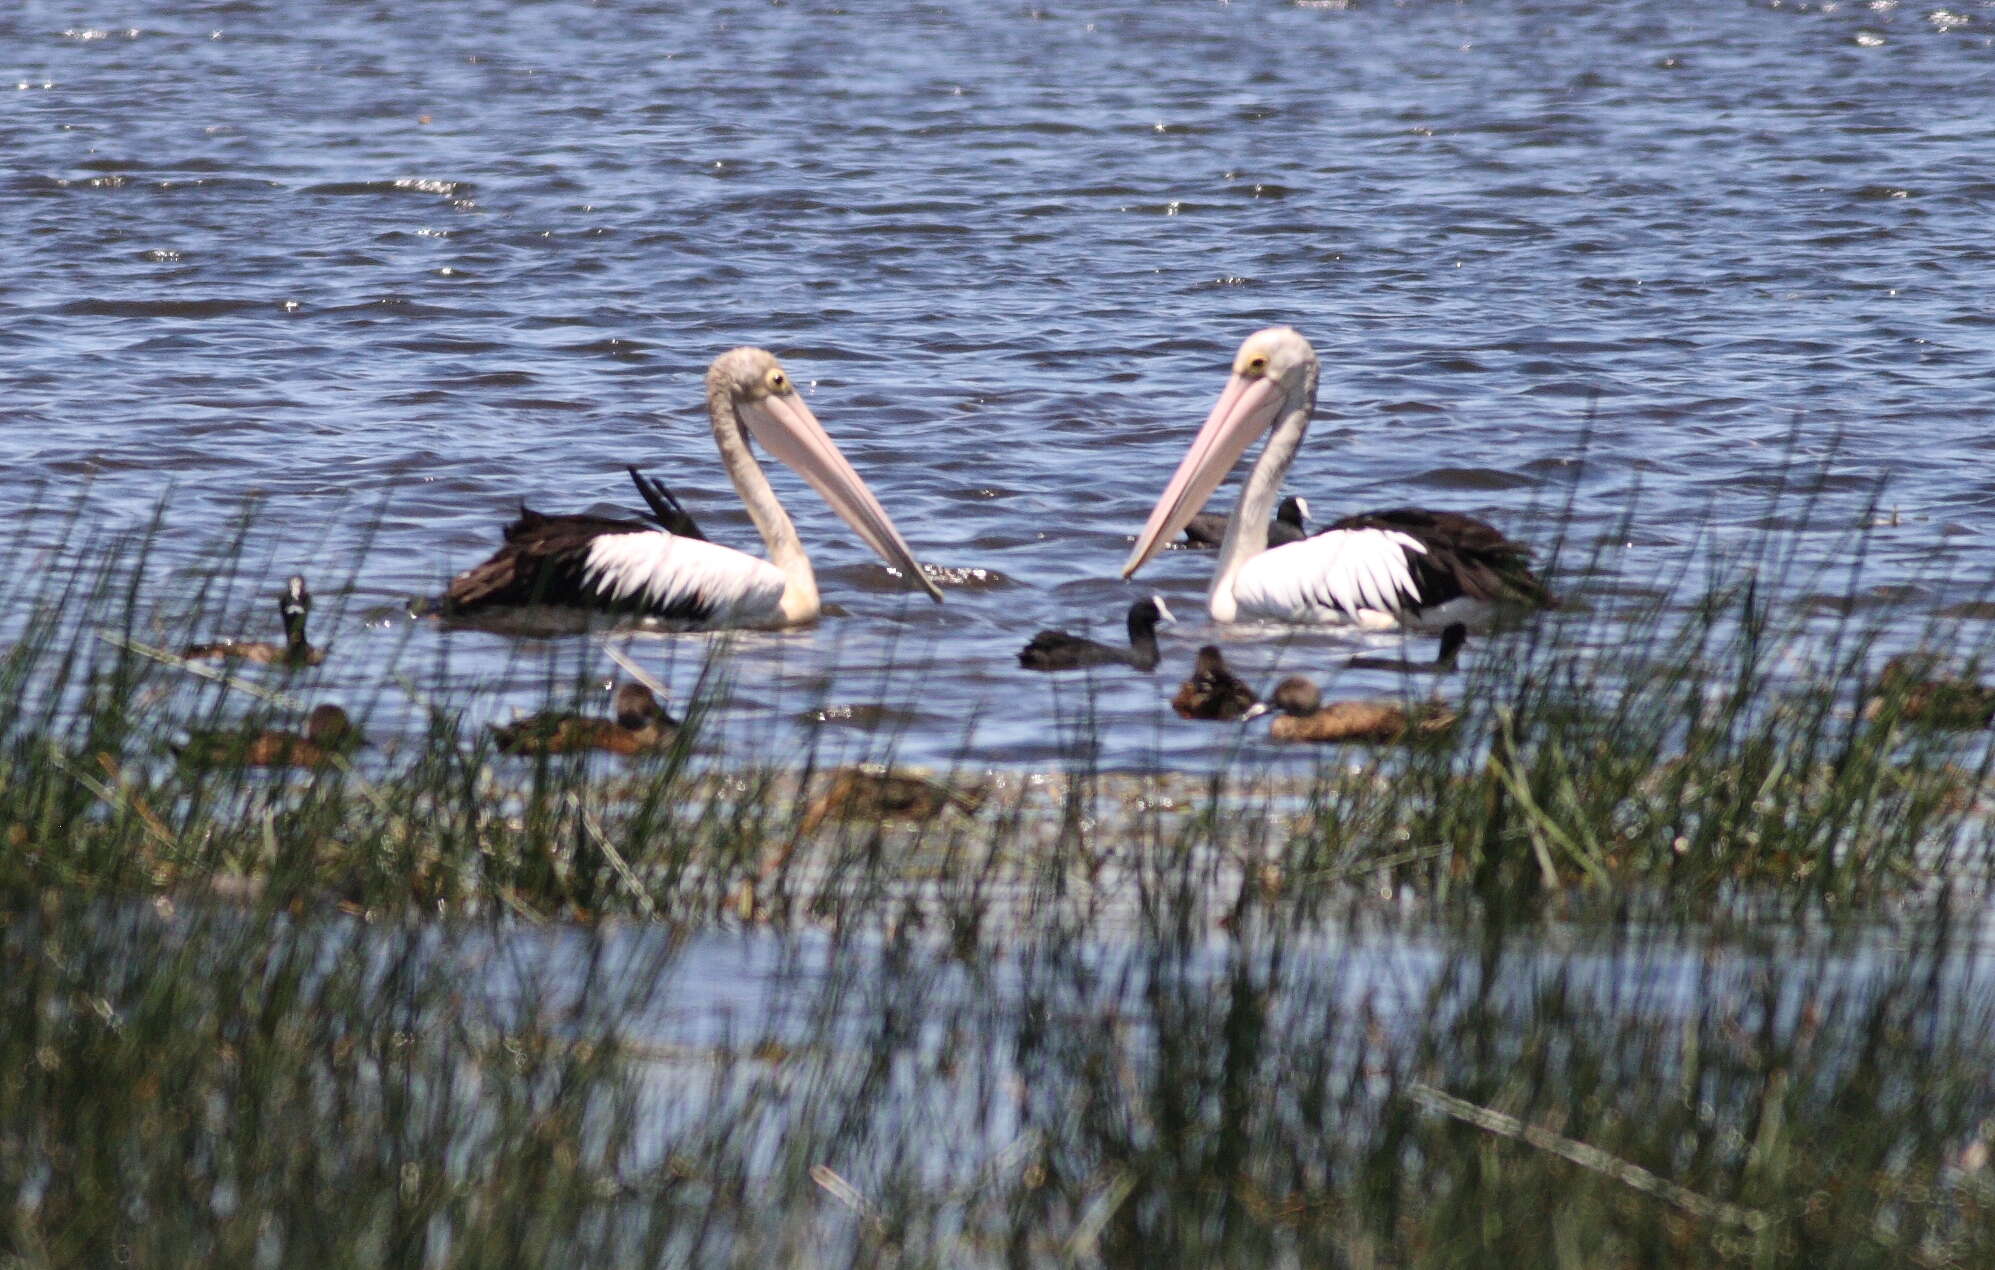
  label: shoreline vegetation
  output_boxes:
[8,501,1995,1266]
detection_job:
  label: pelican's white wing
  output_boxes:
[1232,528,1427,627]
[583,532,787,624]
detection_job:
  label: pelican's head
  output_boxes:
[707,346,794,412]
[1122,327,1320,579]
[705,346,942,603]
[1229,326,1317,390]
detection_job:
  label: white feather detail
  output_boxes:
[1232,528,1431,626]
[581,532,786,623]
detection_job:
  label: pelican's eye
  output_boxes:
[765,367,790,395]
[1240,353,1270,378]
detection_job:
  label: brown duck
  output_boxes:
[1171,645,1259,720]
[1248,676,1456,743]
[1862,654,1995,730]
[797,766,988,836]
[175,703,361,768]
[184,575,325,668]
[491,682,680,756]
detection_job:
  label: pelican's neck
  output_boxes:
[710,386,819,622]
[1209,365,1317,621]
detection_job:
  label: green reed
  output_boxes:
[3,488,1995,1266]
[2,487,1989,918]
[11,878,1995,1265]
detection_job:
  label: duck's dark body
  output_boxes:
[175,703,360,769]
[798,767,988,835]
[1253,677,1455,744]
[1863,655,1995,730]
[1018,596,1172,672]
[185,575,325,668]
[1171,645,1259,720]
[492,683,680,756]
[1183,496,1310,549]
[1347,623,1468,674]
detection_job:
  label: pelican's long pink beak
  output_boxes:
[1121,373,1285,579]
[739,391,943,602]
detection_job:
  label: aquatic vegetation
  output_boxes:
[10,865,1995,1264]
[6,532,1985,917]
[2,502,1995,1265]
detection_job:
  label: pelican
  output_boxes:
[1123,328,1553,629]
[441,348,942,626]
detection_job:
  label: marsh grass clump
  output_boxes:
[1262,575,1995,908]
[0,489,1989,922]
[936,909,1995,1267]
[13,889,1995,1265]
[0,898,702,1265]
[4,492,1995,1265]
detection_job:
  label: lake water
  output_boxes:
[5,0,1993,769]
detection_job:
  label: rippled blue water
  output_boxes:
[5,0,1993,767]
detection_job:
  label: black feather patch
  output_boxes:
[1322,508,1555,613]
[443,510,717,621]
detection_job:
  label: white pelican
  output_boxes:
[442,347,942,626]
[1122,327,1553,629]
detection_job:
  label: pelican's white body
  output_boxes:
[1223,528,1488,629]
[582,532,788,625]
